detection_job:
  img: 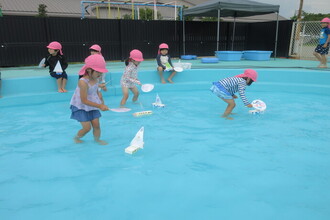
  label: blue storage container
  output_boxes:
[242,51,273,61]
[201,58,219,63]
[215,51,243,61]
[181,55,197,60]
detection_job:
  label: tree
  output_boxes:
[291,11,330,21]
[139,7,162,20]
[37,4,47,17]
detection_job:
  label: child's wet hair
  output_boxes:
[125,58,132,66]
[243,77,253,86]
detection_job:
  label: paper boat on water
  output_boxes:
[54,60,63,73]
[152,94,165,108]
[125,127,144,154]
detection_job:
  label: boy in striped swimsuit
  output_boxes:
[210,69,258,120]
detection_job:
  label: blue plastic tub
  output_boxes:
[215,51,243,61]
[242,51,273,61]
[181,55,197,60]
[201,57,219,63]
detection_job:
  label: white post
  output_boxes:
[174,1,177,21]
[153,0,157,20]
[217,9,220,51]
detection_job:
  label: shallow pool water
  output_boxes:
[1,87,330,220]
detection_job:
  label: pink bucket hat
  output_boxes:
[321,17,330,28]
[78,54,108,75]
[235,69,258,82]
[47,41,63,55]
[158,43,169,54]
[89,44,102,53]
[129,49,144,62]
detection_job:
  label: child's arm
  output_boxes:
[237,82,251,106]
[79,80,108,111]
[60,55,68,70]
[156,55,166,69]
[44,56,49,67]
[323,34,330,48]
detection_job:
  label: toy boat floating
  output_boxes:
[133,110,153,117]
[125,127,144,154]
[152,94,165,108]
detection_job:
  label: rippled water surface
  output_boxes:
[1,89,330,220]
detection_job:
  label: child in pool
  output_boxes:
[156,43,177,84]
[120,49,143,107]
[210,69,258,120]
[43,41,68,93]
[79,44,108,91]
[70,54,109,145]
[313,18,330,68]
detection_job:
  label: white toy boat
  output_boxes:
[152,94,165,108]
[133,110,153,117]
[54,60,63,73]
[125,127,144,154]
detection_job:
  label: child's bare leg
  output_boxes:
[91,118,107,145]
[167,71,177,83]
[320,55,327,67]
[157,67,166,84]
[130,87,139,102]
[313,52,323,66]
[222,99,236,120]
[56,78,63,92]
[74,122,92,143]
[61,78,68,92]
[120,87,129,107]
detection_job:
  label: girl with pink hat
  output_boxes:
[120,49,144,107]
[43,41,68,92]
[210,69,258,120]
[70,54,109,145]
[313,18,330,68]
[156,43,177,83]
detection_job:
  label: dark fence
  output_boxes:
[0,16,293,67]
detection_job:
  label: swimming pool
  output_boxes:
[0,68,330,220]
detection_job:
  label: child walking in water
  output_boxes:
[120,49,143,107]
[313,17,330,68]
[70,54,109,145]
[43,41,68,92]
[156,43,177,84]
[210,69,258,120]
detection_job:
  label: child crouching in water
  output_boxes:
[120,49,144,107]
[210,69,258,120]
[70,54,109,145]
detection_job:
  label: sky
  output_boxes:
[259,0,330,19]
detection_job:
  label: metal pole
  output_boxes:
[274,12,279,59]
[231,16,236,51]
[217,9,220,51]
[183,16,186,54]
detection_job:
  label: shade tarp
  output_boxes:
[183,0,279,17]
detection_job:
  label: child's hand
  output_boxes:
[232,95,238,99]
[99,83,107,91]
[42,64,46,67]
[99,104,109,111]
[246,104,253,108]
